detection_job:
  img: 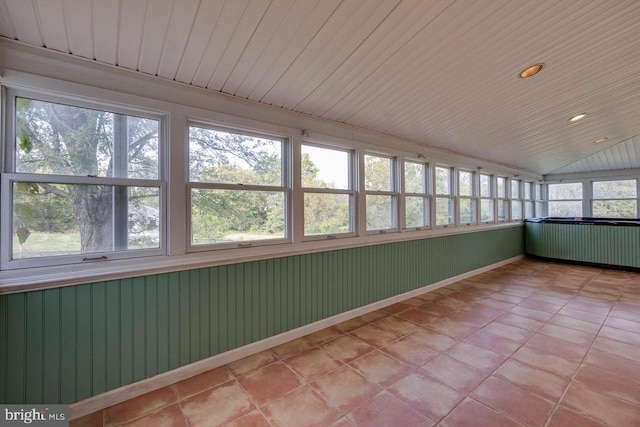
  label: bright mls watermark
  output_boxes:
[1,405,68,426]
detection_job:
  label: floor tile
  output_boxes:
[420,354,487,393]
[524,334,588,363]
[181,381,254,426]
[481,321,534,343]
[349,324,399,348]
[236,362,302,407]
[120,403,186,427]
[493,359,570,401]
[311,365,380,414]
[495,313,545,332]
[335,317,370,332]
[408,327,457,351]
[557,306,607,325]
[446,341,506,372]
[463,330,521,355]
[305,327,344,345]
[511,345,580,378]
[228,350,278,377]
[349,350,411,387]
[388,372,464,422]
[471,376,554,427]
[439,398,522,427]
[591,336,640,363]
[573,364,640,406]
[509,306,554,322]
[263,386,339,427]
[423,317,478,339]
[284,347,343,382]
[172,366,233,400]
[603,315,640,333]
[380,336,437,367]
[271,337,314,359]
[69,411,103,427]
[561,381,640,427]
[104,387,176,426]
[597,325,640,346]
[537,324,595,347]
[224,409,271,427]
[358,310,388,323]
[397,308,438,325]
[517,298,563,314]
[583,348,640,381]
[547,314,601,335]
[345,390,434,427]
[546,406,607,427]
[321,335,375,363]
[374,315,422,335]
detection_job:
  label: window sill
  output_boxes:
[0,222,523,295]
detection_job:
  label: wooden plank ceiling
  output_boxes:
[1,0,639,175]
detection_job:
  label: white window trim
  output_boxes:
[479,172,495,224]
[402,159,432,231]
[458,169,478,226]
[363,152,399,234]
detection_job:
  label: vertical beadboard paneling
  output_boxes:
[1,227,523,404]
[525,222,640,268]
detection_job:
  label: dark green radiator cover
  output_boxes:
[0,226,523,404]
[525,221,640,269]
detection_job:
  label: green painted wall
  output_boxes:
[525,222,640,268]
[0,226,523,404]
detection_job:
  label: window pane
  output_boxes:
[366,194,394,230]
[12,182,160,259]
[497,177,506,198]
[480,174,491,197]
[511,200,522,220]
[435,167,451,195]
[189,126,282,185]
[304,193,351,235]
[525,201,535,219]
[548,183,582,200]
[535,184,543,200]
[524,182,533,200]
[548,201,582,217]
[511,179,520,199]
[365,155,392,191]
[593,180,637,199]
[435,197,454,225]
[459,198,476,223]
[536,201,545,217]
[301,145,349,190]
[497,199,508,221]
[459,171,473,197]
[593,200,637,218]
[405,162,426,193]
[405,196,429,228]
[16,97,159,179]
[481,199,494,222]
[190,188,285,245]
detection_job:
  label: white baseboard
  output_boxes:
[69,255,523,419]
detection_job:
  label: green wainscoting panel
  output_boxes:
[525,222,640,268]
[0,226,523,404]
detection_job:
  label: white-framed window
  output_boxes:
[435,165,454,226]
[404,159,430,230]
[524,181,535,219]
[496,176,509,221]
[364,153,398,232]
[479,173,495,223]
[187,124,289,250]
[511,178,523,221]
[591,179,638,218]
[458,169,477,225]
[2,91,165,269]
[548,182,583,217]
[301,143,355,238]
[535,183,545,217]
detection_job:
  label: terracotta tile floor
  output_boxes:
[71,259,640,426]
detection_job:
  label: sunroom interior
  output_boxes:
[1,1,640,426]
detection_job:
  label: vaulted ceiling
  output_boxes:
[1,0,639,175]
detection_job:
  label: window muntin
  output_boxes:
[458,170,476,224]
[548,183,583,217]
[404,161,429,229]
[592,180,637,218]
[302,144,354,237]
[435,166,454,225]
[4,94,164,268]
[480,173,494,222]
[496,176,508,221]
[187,125,288,248]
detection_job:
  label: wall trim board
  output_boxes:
[68,254,524,419]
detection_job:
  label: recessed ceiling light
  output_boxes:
[594,137,608,144]
[518,63,544,79]
[569,113,587,122]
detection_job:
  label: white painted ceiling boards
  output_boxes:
[1,0,639,175]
